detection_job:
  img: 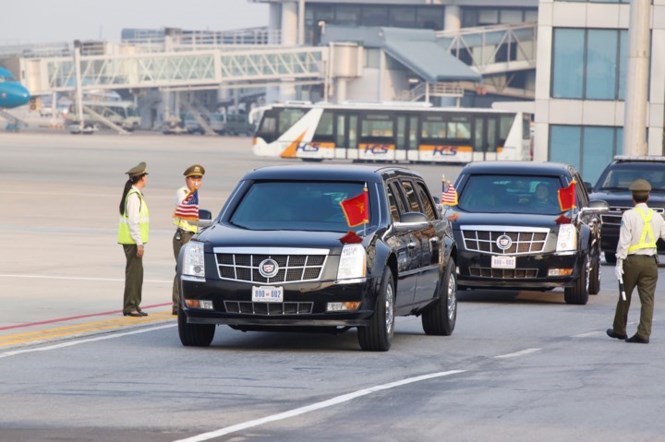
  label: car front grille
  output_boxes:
[601,206,665,227]
[224,301,314,315]
[468,267,539,279]
[461,226,549,255]
[213,247,328,284]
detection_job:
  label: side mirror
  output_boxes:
[394,211,429,231]
[197,209,213,228]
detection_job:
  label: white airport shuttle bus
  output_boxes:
[252,102,533,163]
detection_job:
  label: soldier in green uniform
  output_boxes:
[172,164,205,315]
[117,162,150,317]
[607,179,665,343]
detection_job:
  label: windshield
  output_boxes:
[458,175,563,215]
[596,164,665,192]
[230,181,368,231]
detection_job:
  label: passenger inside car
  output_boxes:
[532,182,557,212]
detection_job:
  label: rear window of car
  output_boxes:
[229,181,368,231]
[458,174,562,214]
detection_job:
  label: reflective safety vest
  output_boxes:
[117,189,149,244]
[628,206,656,253]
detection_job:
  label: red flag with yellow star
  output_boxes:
[340,187,369,227]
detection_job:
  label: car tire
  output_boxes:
[605,251,617,265]
[358,268,395,351]
[588,252,601,295]
[422,257,457,336]
[178,308,215,347]
[564,255,589,305]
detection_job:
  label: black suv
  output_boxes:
[177,165,457,351]
[589,156,665,264]
[443,161,608,305]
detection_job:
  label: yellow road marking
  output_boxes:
[0,311,175,348]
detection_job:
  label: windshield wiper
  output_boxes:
[599,186,628,191]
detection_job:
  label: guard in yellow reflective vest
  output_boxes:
[172,164,205,314]
[117,162,150,317]
[607,179,665,343]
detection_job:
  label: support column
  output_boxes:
[444,5,461,32]
[623,0,650,156]
[281,2,298,47]
[269,3,281,44]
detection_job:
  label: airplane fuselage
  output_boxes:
[0,67,31,109]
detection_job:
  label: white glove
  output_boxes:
[615,259,624,281]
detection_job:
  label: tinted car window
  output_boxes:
[458,174,561,215]
[230,181,364,231]
[386,184,401,222]
[401,180,421,213]
[415,181,436,221]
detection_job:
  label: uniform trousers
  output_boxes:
[122,244,143,313]
[173,229,195,312]
[612,254,659,339]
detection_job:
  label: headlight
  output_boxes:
[556,224,577,252]
[336,244,366,283]
[182,241,205,279]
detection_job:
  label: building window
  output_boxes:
[550,125,624,182]
[552,28,628,100]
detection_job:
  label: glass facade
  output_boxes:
[552,28,628,100]
[549,125,624,182]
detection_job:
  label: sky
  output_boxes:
[0,0,270,45]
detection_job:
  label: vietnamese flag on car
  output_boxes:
[557,179,576,212]
[340,187,369,227]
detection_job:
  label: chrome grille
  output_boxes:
[461,226,549,255]
[601,206,665,227]
[469,267,539,279]
[224,301,314,315]
[213,247,328,284]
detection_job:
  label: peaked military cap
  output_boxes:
[126,161,148,177]
[184,164,205,177]
[629,179,651,193]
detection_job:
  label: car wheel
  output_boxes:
[605,251,617,265]
[358,268,395,351]
[178,308,215,346]
[588,252,601,295]
[564,255,589,305]
[422,257,457,336]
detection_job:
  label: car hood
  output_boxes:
[197,223,365,252]
[450,211,563,230]
[589,190,665,207]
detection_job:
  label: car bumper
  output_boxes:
[456,250,583,289]
[179,277,377,328]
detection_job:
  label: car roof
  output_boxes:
[243,164,422,182]
[460,161,573,176]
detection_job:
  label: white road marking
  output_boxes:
[571,331,602,338]
[0,274,171,283]
[174,369,467,442]
[494,348,541,359]
[0,324,175,359]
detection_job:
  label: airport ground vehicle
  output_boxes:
[66,101,140,132]
[176,165,457,351]
[252,102,532,163]
[443,161,608,305]
[589,156,665,264]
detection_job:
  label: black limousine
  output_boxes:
[443,161,608,305]
[176,165,457,351]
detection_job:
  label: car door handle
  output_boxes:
[407,242,417,249]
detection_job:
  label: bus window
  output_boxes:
[522,114,531,140]
[396,116,406,150]
[422,117,446,140]
[278,108,305,133]
[313,110,334,142]
[349,115,358,149]
[336,114,345,147]
[361,113,393,138]
[487,118,497,152]
[258,114,277,137]
[499,115,514,146]
[474,117,485,152]
[409,116,419,149]
[447,118,471,140]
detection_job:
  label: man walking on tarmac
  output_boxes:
[172,164,205,315]
[607,179,665,343]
